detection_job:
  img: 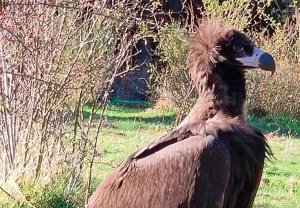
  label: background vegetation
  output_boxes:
[0,0,299,207]
[151,0,300,120]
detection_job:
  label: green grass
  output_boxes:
[87,104,300,208]
[248,114,300,137]
[88,103,176,192]
[7,177,81,208]
[248,114,300,207]
[83,101,176,129]
[255,139,300,208]
[2,103,300,207]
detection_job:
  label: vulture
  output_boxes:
[88,20,275,208]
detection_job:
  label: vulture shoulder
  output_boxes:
[88,115,269,208]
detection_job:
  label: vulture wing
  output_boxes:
[222,126,269,208]
[88,120,269,208]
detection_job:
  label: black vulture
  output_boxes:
[88,20,275,208]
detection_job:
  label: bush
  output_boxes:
[247,20,300,116]
[150,0,300,121]
[149,23,196,124]
[0,1,141,205]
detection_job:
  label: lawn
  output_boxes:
[88,102,300,208]
[2,102,300,207]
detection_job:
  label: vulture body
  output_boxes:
[88,20,275,208]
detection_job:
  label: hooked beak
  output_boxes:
[236,47,276,75]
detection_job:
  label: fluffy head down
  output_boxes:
[187,20,234,90]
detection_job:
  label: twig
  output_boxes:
[0,186,14,200]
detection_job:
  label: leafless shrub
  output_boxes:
[0,0,142,205]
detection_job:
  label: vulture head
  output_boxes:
[216,33,276,73]
[186,20,275,120]
[188,20,275,72]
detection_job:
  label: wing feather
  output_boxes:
[88,131,231,208]
[88,122,269,208]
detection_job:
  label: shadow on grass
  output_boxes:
[106,114,175,126]
[83,100,176,126]
[109,99,151,108]
[84,101,300,138]
[248,114,300,138]
[35,194,78,208]
[255,203,278,208]
[85,99,151,110]
[82,110,175,126]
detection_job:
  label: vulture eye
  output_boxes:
[232,44,243,52]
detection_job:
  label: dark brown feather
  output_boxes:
[88,115,269,208]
